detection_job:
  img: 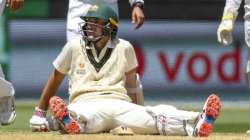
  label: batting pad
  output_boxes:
[0,77,15,97]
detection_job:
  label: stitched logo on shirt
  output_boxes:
[79,63,85,69]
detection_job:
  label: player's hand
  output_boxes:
[132,6,144,30]
[29,107,49,132]
[217,19,234,46]
[6,0,24,11]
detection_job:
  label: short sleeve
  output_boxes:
[125,43,138,72]
[53,43,73,74]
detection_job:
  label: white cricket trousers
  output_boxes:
[67,99,199,135]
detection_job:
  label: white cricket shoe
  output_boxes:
[49,96,81,134]
[193,94,222,137]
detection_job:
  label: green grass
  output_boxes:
[1,100,250,133]
[214,108,250,133]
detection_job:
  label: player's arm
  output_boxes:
[129,0,144,29]
[30,42,72,132]
[29,69,65,132]
[7,0,24,11]
[125,68,139,104]
[125,70,144,105]
[217,0,242,46]
[36,41,72,111]
[38,69,65,111]
[124,42,144,105]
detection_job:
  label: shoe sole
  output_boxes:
[49,96,80,134]
[198,94,222,137]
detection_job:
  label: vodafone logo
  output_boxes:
[133,42,247,88]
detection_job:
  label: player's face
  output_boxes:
[84,18,110,41]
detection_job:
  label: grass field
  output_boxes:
[0,100,250,140]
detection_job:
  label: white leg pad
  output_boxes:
[0,77,15,97]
